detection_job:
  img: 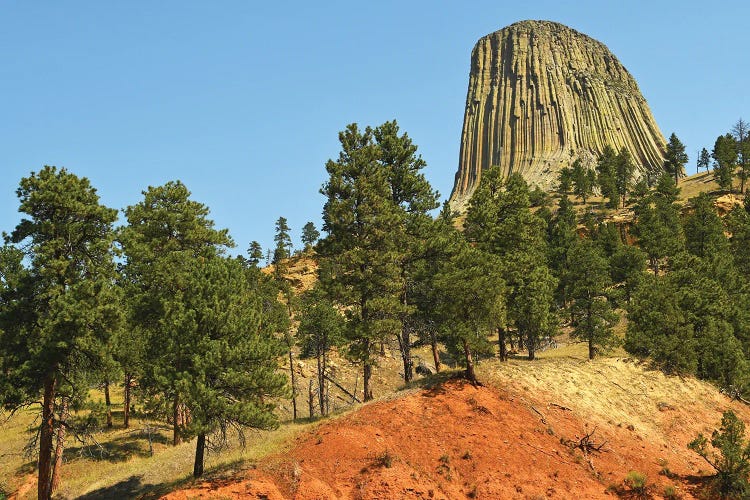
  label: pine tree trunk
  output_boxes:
[400,327,413,383]
[104,380,113,428]
[589,338,596,360]
[123,374,132,429]
[363,363,373,402]
[289,348,297,420]
[462,339,477,384]
[430,331,441,373]
[50,396,69,493]
[193,433,206,477]
[38,375,56,500]
[498,327,508,362]
[527,331,536,361]
[308,379,315,418]
[317,349,326,416]
[172,394,181,446]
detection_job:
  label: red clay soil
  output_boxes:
[163,378,712,499]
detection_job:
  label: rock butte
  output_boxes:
[449,20,666,212]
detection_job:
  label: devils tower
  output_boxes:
[449,20,666,211]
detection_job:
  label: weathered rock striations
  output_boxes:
[449,20,666,211]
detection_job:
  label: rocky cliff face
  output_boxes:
[449,20,666,211]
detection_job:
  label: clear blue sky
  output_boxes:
[2,1,748,254]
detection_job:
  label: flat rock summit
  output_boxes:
[449,20,666,211]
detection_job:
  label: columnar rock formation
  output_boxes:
[449,20,666,211]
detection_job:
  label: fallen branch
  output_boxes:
[530,405,547,424]
[324,374,362,403]
[561,426,607,454]
[521,442,574,466]
[548,403,571,411]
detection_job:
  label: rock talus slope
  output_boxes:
[449,20,666,211]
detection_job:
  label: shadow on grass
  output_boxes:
[77,475,147,500]
[64,430,171,463]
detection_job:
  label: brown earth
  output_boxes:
[163,356,749,500]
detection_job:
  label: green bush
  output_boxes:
[624,470,648,494]
[688,410,750,498]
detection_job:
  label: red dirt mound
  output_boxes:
[163,376,717,499]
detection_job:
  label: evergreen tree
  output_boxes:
[596,146,618,208]
[684,192,729,258]
[175,256,287,477]
[697,147,711,173]
[247,241,263,266]
[297,285,345,416]
[572,158,596,204]
[614,148,636,208]
[373,120,439,383]
[713,133,738,193]
[318,123,406,401]
[609,244,647,304]
[301,221,320,250]
[273,216,292,270]
[557,166,572,194]
[567,239,619,359]
[663,133,689,184]
[465,172,556,360]
[547,195,578,309]
[0,167,120,500]
[727,205,750,276]
[120,180,233,446]
[732,119,750,194]
[633,174,684,273]
[432,241,505,383]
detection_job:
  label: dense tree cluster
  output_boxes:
[3,119,750,497]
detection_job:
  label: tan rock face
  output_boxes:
[449,20,666,211]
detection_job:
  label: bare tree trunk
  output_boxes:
[172,394,181,446]
[50,396,69,493]
[39,375,57,500]
[123,374,132,429]
[430,331,441,373]
[308,379,315,418]
[104,380,113,428]
[462,339,477,384]
[363,361,373,402]
[317,349,326,416]
[193,433,206,477]
[498,327,508,362]
[289,348,297,420]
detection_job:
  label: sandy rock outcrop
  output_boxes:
[449,20,666,211]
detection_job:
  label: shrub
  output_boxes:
[624,470,648,496]
[663,484,680,499]
[374,449,394,468]
[688,410,750,498]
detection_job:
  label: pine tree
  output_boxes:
[0,167,120,500]
[663,133,689,184]
[572,158,595,204]
[557,166,573,194]
[684,192,729,258]
[596,146,618,208]
[301,222,320,250]
[697,147,711,173]
[614,148,635,208]
[177,256,287,477]
[567,239,619,359]
[713,134,737,193]
[273,216,292,272]
[373,120,439,383]
[609,244,647,304]
[297,285,344,416]
[247,241,263,266]
[633,174,684,274]
[547,195,578,309]
[432,241,505,383]
[732,119,750,194]
[120,180,233,446]
[318,123,406,401]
